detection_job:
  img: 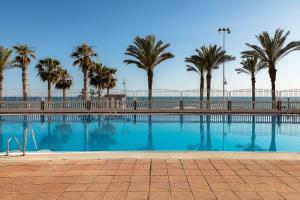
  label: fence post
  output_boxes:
[133,100,137,110]
[86,100,91,110]
[179,100,183,110]
[40,100,45,110]
[227,100,232,110]
[106,98,109,109]
[111,98,115,109]
[116,100,119,110]
[277,100,282,111]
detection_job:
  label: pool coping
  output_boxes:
[1,151,300,161]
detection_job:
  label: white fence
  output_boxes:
[0,99,299,112]
[3,89,300,100]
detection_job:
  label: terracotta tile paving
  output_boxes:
[1,159,300,199]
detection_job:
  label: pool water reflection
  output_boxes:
[0,114,300,152]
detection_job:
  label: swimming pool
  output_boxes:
[1,114,300,152]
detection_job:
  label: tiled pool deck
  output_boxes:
[1,159,300,200]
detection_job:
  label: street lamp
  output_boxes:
[218,27,230,103]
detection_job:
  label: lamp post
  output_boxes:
[123,79,126,95]
[218,27,230,104]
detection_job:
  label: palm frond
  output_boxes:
[124,35,174,71]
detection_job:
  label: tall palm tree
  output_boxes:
[71,43,97,100]
[124,35,174,108]
[0,46,13,100]
[55,68,73,101]
[242,29,300,106]
[185,51,206,107]
[200,45,234,107]
[13,44,36,101]
[88,62,106,99]
[103,67,117,98]
[235,55,266,106]
[35,58,61,101]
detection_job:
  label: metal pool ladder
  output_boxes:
[6,128,38,156]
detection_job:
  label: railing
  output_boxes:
[0,101,40,109]
[0,99,300,112]
[45,101,88,110]
[3,88,300,101]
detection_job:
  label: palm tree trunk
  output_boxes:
[97,87,100,101]
[0,72,3,101]
[206,73,211,109]
[269,67,277,109]
[47,79,51,101]
[200,74,204,109]
[22,66,28,101]
[83,68,88,101]
[62,89,66,109]
[251,76,256,109]
[63,89,66,101]
[147,70,153,109]
[107,88,110,98]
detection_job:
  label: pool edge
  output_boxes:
[1,151,300,161]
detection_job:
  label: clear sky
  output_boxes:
[1,0,300,94]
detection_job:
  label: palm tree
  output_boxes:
[103,67,117,98]
[13,44,36,101]
[0,46,13,100]
[88,62,106,99]
[199,45,234,107]
[235,55,266,107]
[55,68,73,101]
[35,58,61,101]
[71,43,97,100]
[185,51,206,107]
[242,29,300,106]
[124,35,174,108]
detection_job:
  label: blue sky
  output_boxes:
[1,0,300,94]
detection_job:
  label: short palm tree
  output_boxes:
[0,46,13,100]
[71,43,97,100]
[88,62,106,99]
[242,29,300,106]
[55,68,73,101]
[124,35,174,108]
[36,58,62,101]
[13,44,36,101]
[185,50,206,107]
[235,55,266,105]
[103,67,117,98]
[200,45,235,106]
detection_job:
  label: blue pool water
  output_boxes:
[1,114,300,152]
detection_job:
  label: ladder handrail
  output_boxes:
[23,128,38,155]
[6,128,39,156]
[6,136,23,156]
[25,128,38,150]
